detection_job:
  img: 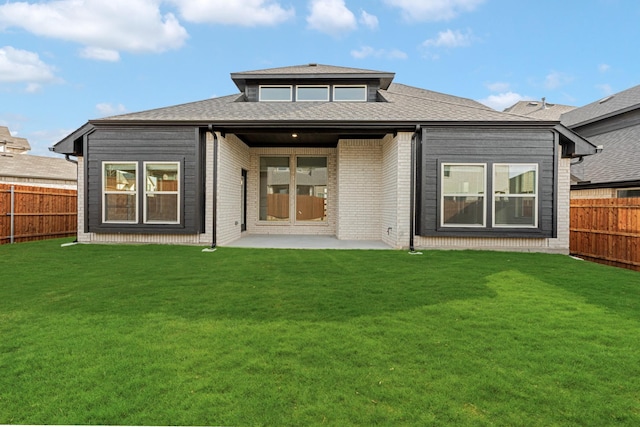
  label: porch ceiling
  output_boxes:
[226,128,387,147]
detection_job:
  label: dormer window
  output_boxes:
[296,85,330,102]
[259,85,292,102]
[334,85,367,102]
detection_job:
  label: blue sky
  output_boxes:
[1,0,639,157]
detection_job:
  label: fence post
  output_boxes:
[10,185,15,244]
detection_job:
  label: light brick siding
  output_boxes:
[215,133,250,246]
[571,188,617,199]
[337,139,382,240]
[246,147,337,236]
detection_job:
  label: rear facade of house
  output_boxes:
[53,64,597,252]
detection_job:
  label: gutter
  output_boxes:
[409,125,421,253]
[203,125,218,252]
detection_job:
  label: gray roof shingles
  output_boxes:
[0,153,77,182]
[96,84,538,124]
[562,84,640,128]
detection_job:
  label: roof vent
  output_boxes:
[308,63,318,67]
[599,95,614,104]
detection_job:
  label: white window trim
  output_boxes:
[333,85,367,102]
[144,161,180,224]
[440,163,486,228]
[296,85,330,102]
[259,85,293,102]
[102,161,138,224]
[492,163,538,228]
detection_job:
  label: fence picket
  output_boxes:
[1,183,77,244]
[570,197,640,271]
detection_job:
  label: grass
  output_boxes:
[1,239,639,426]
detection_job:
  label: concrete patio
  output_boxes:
[223,234,393,250]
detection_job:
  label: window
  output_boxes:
[297,85,329,102]
[145,162,180,224]
[260,156,329,223]
[296,157,327,221]
[259,85,292,102]
[441,164,486,227]
[493,164,537,227]
[260,157,290,221]
[103,162,137,223]
[333,85,367,102]
[618,188,640,198]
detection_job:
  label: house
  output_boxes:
[0,126,77,189]
[52,64,597,252]
[503,99,576,121]
[561,84,640,199]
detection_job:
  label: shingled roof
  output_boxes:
[504,100,576,120]
[94,82,538,124]
[562,84,640,128]
[0,126,30,153]
[0,153,77,185]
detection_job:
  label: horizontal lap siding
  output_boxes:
[86,126,202,234]
[419,128,557,238]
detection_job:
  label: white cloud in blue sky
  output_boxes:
[0,46,58,86]
[359,10,379,30]
[0,0,188,61]
[478,92,526,111]
[351,46,407,60]
[307,0,357,37]
[423,29,473,48]
[384,0,485,22]
[169,0,295,26]
[543,71,573,90]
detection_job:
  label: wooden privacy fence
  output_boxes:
[570,197,640,271]
[1,183,77,245]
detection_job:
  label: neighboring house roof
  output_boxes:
[571,125,640,185]
[561,84,640,128]
[504,100,576,120]
[563,84,640,188]
[0,126,30,153]
[0,153,77,183]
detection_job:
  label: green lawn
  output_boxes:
[1,239,639,426]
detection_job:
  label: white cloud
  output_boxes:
[544,71,573,90]
[477,92,526,111]
[423,29,473,48]
[169,0,294,26]
[96,103,127,117]
[0,0,188,61]
[0,46,58,88]
[598,63,611,73]
[384,0,485,22]
[307,0,357,37]
[360,10,379,30]
[80,47,120,62]
[351,46,407,60]
[596,83,613,96]
[486,82,511,93]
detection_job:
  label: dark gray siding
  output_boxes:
[418,127,558,238]
[86,125,204,234]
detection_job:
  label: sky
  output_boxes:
[1,0,640,157]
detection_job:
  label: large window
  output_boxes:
[260,156,328,223]
[103,162,137,223]
[296,157,327,221]
[259,85,292,102]
[441,164,486,227]
[493,164,537,227]
[260,157,290,221]
[102,161,180,225]
[145,162,180,224]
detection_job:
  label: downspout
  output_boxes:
[409,125,420,253]
[64,154,78,164]
[206,125,218,251]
